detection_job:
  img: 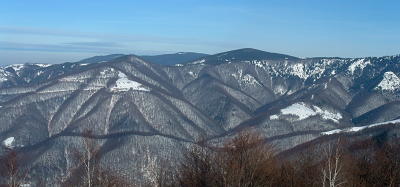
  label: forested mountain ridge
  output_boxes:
[1,48,400,185]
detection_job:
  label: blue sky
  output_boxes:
[1,0,400,64]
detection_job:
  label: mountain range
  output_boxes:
[1,48,400,185]
[77,52,208,66]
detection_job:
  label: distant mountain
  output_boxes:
[184,48,300,65]
[1,49,400,185]
[77,52,209,66]
[77,48,296,66]
[141,52,209,65]
[78,54,125,64]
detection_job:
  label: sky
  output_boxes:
[1,0,400,65]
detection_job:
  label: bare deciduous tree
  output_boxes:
[0,149,27,187]
[177,131,277,187]
[69,130,101,187]
[154,158,178,187]
[321,139,346,187]
[82,130,98,187]
[178,143,220,187]
[68,129,131,187]
[220,131,277,187]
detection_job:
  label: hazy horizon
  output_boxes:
[2,47,400,66]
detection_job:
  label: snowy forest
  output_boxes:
[1,130,400,187]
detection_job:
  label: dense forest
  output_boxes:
[1,130,399,187]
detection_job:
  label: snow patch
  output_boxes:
[251,58,345,81]
[271,102,342,122]
[111,71,150,92]
[7,64,25,71]
[375,71,400,91]
[253,60,266,69]
[36,70,44,76]
[322,119,400,135]
[3,137,15,148]
[231,69,260,86]
[99,67,115,76]
[321,129,342,135]
[348,59,370,74]
[34,63,52,67]
[190,59,206,65]
[188,71,196,77]
[0,69,10,82]
[289,63,308,79]
[313,105,342,123]
[280,103,316,120]
[273,85,286,95]
[269,115,279,120]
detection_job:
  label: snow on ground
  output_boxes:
[0,69,10,82]
[321,119,400,135]
[253,60,266,69]
[289,63,308,79]
[36,70,44,76]
[273,85,286,95]
[7,64,25,71]
[34,63,52,67]
[110,71,150,92]
[348,59,370,74]
[99,67,115,76]
[280,103,316,120]
[270,115,279,120]
[252,59,339,80]
[270,102,342,123]
[231,69,260,86]
[188,71,196,77]
[189,59,206,65]
[3,137,15,148]
[375,71,400,91]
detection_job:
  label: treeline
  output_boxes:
[1,131,400,187]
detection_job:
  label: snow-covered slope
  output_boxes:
[111,71,150,92]
[322,119,400,135]
[270,102,342,123]
[2,137,15,148]
[375,71,400,91]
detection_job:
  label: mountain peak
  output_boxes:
[140,52,209,65]
[222,48,299,60]
[78,54,125,64]
[187,48,300,65]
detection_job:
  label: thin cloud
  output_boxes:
[0,26,241,49]
[0,41,209,58]
[0,41,129,54]
[64,41,122,47]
